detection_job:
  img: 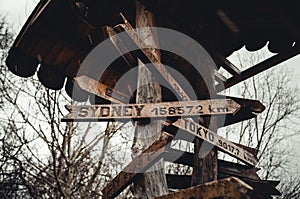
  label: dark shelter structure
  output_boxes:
[6,0,300,100]
[6,0,300,198]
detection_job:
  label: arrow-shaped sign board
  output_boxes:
[62,99,240,121]
[163,119,258,166]
[74,76,128,104]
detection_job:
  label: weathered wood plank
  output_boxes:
[74,75,129,104]
[62,99,240,121]
[103,26,136,67]
[74,76,265,114]
[155,177,254,199]
[163,119,258,166]
[225,96,265,113]
[165,174,281,197]
[214,69,227,83]
[119,13,191,101]
[101,133,172,199]
[131,1,169,198]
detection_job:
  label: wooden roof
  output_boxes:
[6,0,300,102]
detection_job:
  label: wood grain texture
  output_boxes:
[120,10,219,186]
[101,133,172,199]
[191,31,219,187]
[131,1,169,198]
[163,119,257,166]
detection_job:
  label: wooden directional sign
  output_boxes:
[69,75,258,166]
[118,14,191,101]
[62,99,240,121]
[102,133,172,199]
[74,76,128,104]
[218,96,265,127]
[163,119,258,166]
[74,76,265,127]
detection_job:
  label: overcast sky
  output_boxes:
[0,0,37,31]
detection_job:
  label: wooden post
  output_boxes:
[131,0,169,198]
[191,51,218,185]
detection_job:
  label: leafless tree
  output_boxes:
[0,77,133,198]
[0,15,134,198]
[278,170,300,199]
[222,50,300,197]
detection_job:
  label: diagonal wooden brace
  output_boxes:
[101,133,173,199]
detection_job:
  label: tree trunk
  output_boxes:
[131,0,169,198]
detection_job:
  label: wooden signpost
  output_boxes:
[66,75,258,166]
[60,13,265,198]
[62,99,240,121]
[12,0,279,197]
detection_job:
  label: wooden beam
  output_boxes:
[217,47,300,92]
[156,177,254,199]
[214,69,227,83]
[119,14,191,101]
[101,133,172,199]
[215,53,241,77]
[74,75,129,104]
[103,26,136,67]
[131,1,169,197]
